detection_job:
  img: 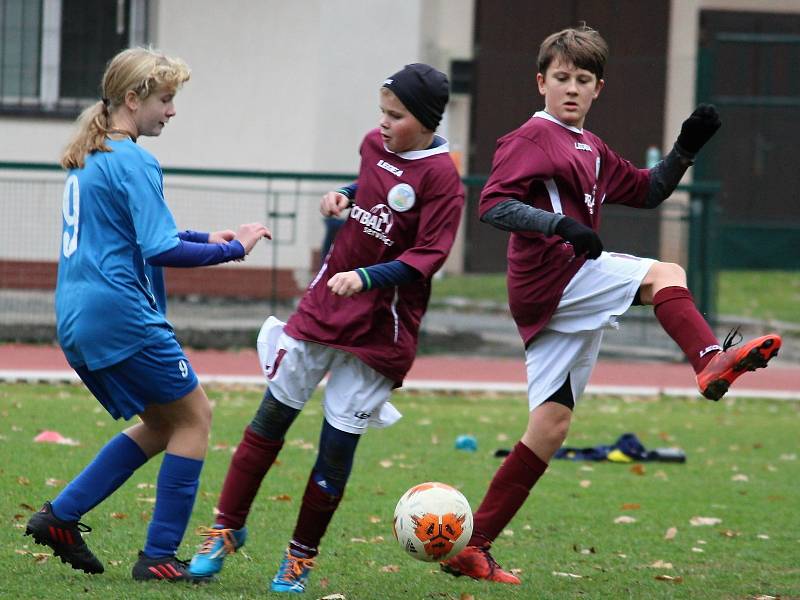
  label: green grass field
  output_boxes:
[3,383,799,599]
[432,271,800,324]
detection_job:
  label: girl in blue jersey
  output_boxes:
[24,47,270,582]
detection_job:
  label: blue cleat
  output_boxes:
[188,525,247,579]
[270,547,316,593]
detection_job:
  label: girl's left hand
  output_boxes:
[209,230,236,244]
[328,271,364,297]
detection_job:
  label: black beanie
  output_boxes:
[382,63,450,131]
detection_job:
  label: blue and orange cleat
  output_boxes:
[697,330,782,400]
[188,525,247,579]
[270,547,316,593]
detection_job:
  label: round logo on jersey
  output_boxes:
[387,183,416,212]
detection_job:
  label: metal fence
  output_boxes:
[1,162,724,357]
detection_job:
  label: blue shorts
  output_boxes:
[75,336,199,420]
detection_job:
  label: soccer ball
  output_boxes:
[392,482,473,562]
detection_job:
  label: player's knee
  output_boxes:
[250,388,300,440]
[654,261,686,287]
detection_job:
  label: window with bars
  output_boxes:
[0,0,147,117]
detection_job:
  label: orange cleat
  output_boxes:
[440,545,521,585]
[696,330,781,400]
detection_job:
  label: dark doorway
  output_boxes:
[467,0,670,271]
[696,10,800,269]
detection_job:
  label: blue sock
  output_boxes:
[143,453,204,558]
[51,433,147,521]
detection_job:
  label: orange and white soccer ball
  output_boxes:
[392,482,473,562]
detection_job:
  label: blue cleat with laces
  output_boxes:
[270,547,316,593]
[188,525,247,579]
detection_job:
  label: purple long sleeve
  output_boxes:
[147,239,245,268]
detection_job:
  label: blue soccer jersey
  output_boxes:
[55,139,180,370]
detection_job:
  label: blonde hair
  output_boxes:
[60,47,191,169]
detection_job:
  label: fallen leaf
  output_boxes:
[379,460,393,468]
[649,560,673,569]
[655,574,683,583]
[350,537,367,543]
[267,494,291,502]
[691,547,704,553]
[370,536,384,543]
[719,529,739,537]
[460,594,475,600]
[501,528,514,537]
[778,453,796,461]
[319,595,346,600]
[690,516,721,526]
[580,465,594,472]
[19,503,35,512]
[552,571,583,578]
[369,516,381,524]
[110,512,127,519]
[45,478,66,487]
[379,564,400,572]
[621,503,641,510]
[136,483,154,489]
[629,464,646,476]
[573,544,596,555]
[614,516,637,524]
[496,433,509,441]
[664,527,678,540]
[579,480,592,488]
[731,474,749,482]
[757,534,770,540]
[17,476,30,486]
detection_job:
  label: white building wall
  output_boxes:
[0,0,474,273]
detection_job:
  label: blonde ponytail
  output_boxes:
[60,100,114,169]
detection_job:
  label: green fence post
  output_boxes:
[686,182,720,324]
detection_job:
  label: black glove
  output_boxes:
[554,216,603,259]
[676,104,721,155]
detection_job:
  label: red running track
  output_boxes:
[0,343,797,399]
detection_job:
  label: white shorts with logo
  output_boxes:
[525,252,655,411]
[257,317,401,435]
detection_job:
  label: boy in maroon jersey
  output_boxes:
[188,63,464,592]
[440,25,781,585]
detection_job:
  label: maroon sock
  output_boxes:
[469,441,548,546]
[215,426,283,530]
[653,286,720,373]
[290,474,343,555]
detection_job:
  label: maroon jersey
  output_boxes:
[480,111,650,346]
[286,128,464,385]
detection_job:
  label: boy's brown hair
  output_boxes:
[537,25,609,80]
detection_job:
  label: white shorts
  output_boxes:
[257,318,401,434]
[525,252,654,410]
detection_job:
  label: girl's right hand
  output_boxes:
[235,223,272,254]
